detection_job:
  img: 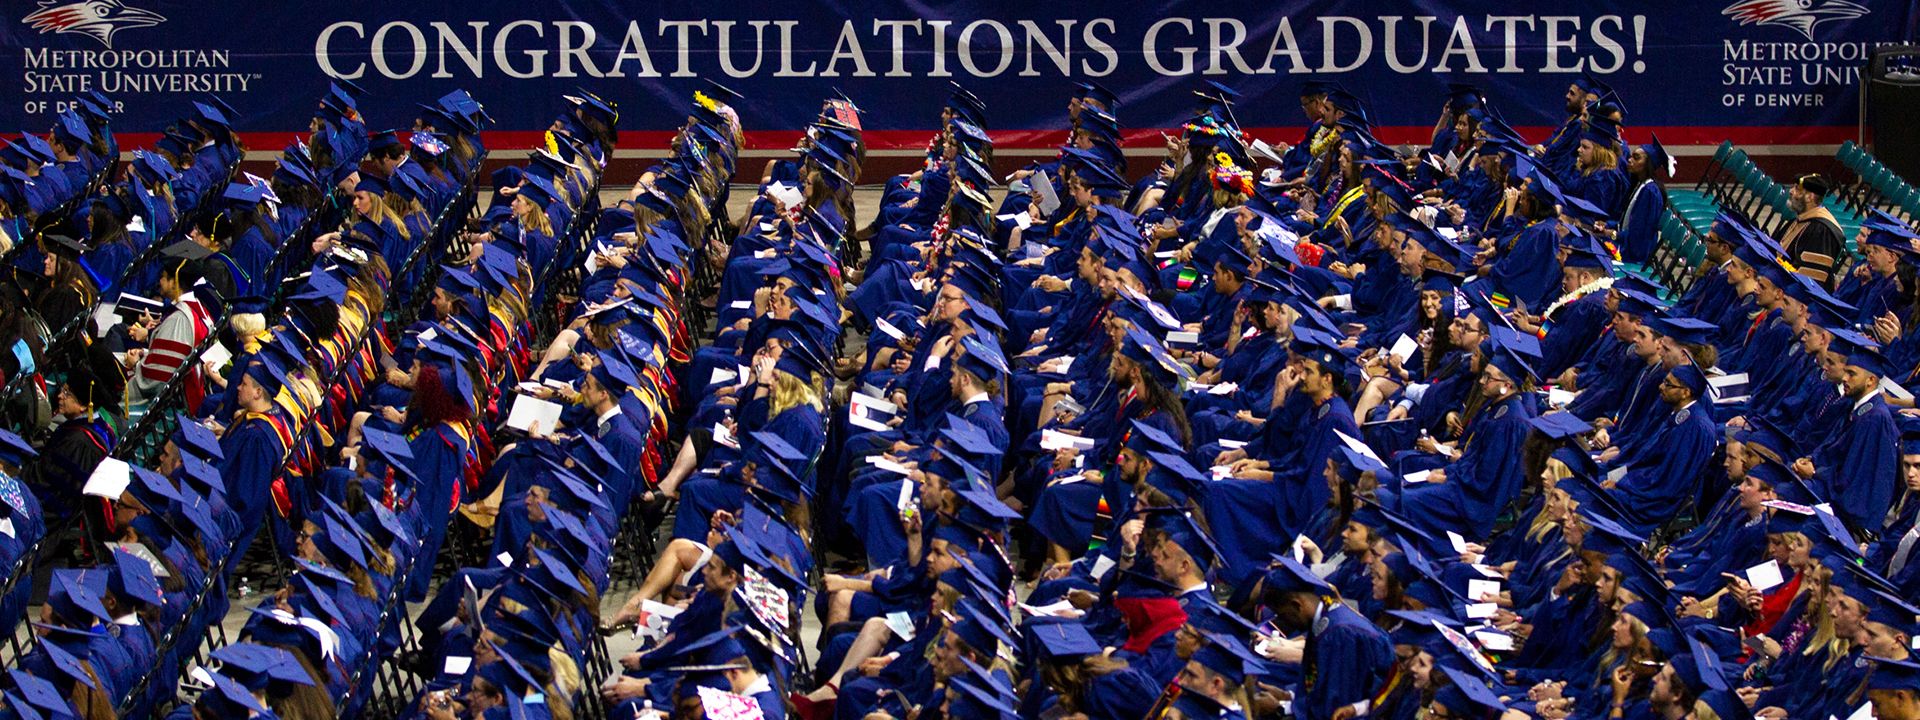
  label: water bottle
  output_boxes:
[237,576,252,598]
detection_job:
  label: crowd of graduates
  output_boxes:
[3,62,1920,720]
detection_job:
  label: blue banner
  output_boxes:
[4,0,1915,147]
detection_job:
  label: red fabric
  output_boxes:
[1115,596,1188,654]
[1744,572,1801,638]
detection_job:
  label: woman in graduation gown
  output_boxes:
[1612,139,1671,265]
[401,341,480,601]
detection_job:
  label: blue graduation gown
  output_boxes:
[1812,393,1899,532]
[1298,603,1395,720]
[1606,401,1720,534]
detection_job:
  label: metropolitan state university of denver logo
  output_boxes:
[22,0,167,49]
[1721,0,1870,41]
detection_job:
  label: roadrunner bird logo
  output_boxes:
[23,0,166,49]
[1722,0,1870,41]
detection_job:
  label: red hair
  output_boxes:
[410,363,472,427]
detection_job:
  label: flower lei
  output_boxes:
[1541,275,1615,322]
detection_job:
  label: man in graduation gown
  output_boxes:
[1795,341,1899,533]
[1602,364,1721,535]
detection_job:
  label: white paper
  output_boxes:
[1432,441,1456,455]
[1034,170,1061,215]
[1390,334,1419,364]
[752,248,776,260]
[768,182,805,210]
[850,391,898,416]
[883,611,917,641]
[0,518,13,539]
[1845,701,1875,720]
[1471,563,1504,579]
[542,378,574,392]
[1465,602,1498,619]
[1403,470,1434,484]
[714,422,740,449]
[1207,382,1239,396]
[1089,554,1117,581]
[444,656,473,675]
[1040,429,1095,451]
[1447,531,1469,554]
[1606,466,1628,483]
[710,367,738,386]
[995,212,1035,230]
[496,551,513,567]
[1219,439,1248,450]
[200,342,233,368]
[868,456,913,476]
[1211,465,1235,481]
[1474,630,1514,651]
[126,215,147,234]
[84,458,132,499]
[1745,559,1785,592]
[729,300,753,310]
[1882,377,1914,401]
[505,395,562,433]
[1467,579,1502,602]
[417,326,439,344]
[1328,294,1353,312]
[1050,473,1086,486]
[1250,138,1284,164]
[1291,534,1313,563]
[1166,330,1200,345]
[1547,388,1576,407]
[848,413,892,433]
[1019,599,1085,619]
[1055,356,1075,373]
[873,318,906,340]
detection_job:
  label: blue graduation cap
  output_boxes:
[1262,555,1332,596]
[0,429,38,468]
[107,548,162,606]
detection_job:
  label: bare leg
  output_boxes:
[805,617,892,700]
[825,589,854,626]
[609,539,707,625]
[656,442,700,498]
[1353,376,1401,422]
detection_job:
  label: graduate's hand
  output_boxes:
[1596,446,1620,464]
[600,675,649,701]
[1754,707,1788,720]
[859,654,894,677]
[1426,469,1447,484]
[1734,687,1765,709]
[1528,680,1567,701]
[1608,665,1635,702]
[1876,312,1902,344]
[377,405,405,424]
[1294,537,1324,565]
[1535,699,1574,720]
[1384,405,1409,422]
[1791,457,1816,478]
[1215,448,1247,466]
[1414,436,1440,454]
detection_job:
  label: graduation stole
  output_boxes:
[435,421,479,507]
[1324,187,1366,230]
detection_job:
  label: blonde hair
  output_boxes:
[770,370,824,417]
[359,194,412,241]
[519,201,554,236]
[1583,145,1620,175]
